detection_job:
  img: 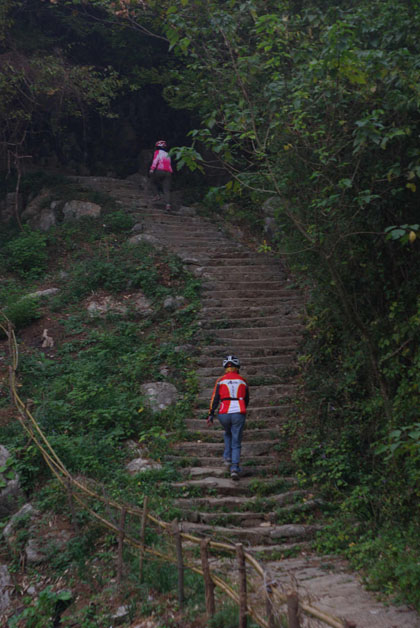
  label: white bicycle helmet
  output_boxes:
[223,355,240,368]
[155,140,167,148]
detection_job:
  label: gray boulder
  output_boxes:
[0,446,23,519]
[128,233,161,247]
[62,200,101,221]
[26,288,59,300]
[125,457,162,474]
[25,529,72,564]
[140,382,178,413]
[0,564,12,615]
[86,292,153,318]
[163,295,185,311]
[3,503,37,541]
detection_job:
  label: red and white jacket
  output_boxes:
[150,149,173,173]
[209,371,249,415]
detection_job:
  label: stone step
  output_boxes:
[179,465,274,479]
[201,298,304,310]
[202,288,301,300]
[174,483,312,512]
[202,338,300,350]
[196,354,297,368]
[183,427,283,442]
[203,280,290,291]
[174,489,309,512]
[166,454,279,468]
[178,499,322,526]
[204,256,284,266]
[179,520,318,545]
[172,439,279,458]
[184,416,288,430]
[200,316,303,329]
[205,325,302,340]
[202,346,297,359]
[173,475,296,497]
[196,364,297,377]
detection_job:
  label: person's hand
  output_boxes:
[206,415,214,426]
[149,169,154,175]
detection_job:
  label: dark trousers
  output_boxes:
[150,170,171,204]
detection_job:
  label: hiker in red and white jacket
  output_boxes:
[149,140,173,211]
[207,355,249,481]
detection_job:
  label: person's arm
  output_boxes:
[207,378,221,424]
[244,381,250,408]
[149,150,160,173]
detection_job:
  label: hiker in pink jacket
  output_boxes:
[149,140,173,211]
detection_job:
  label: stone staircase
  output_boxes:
[73,176,322,556]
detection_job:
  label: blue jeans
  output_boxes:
[217,413,246,472]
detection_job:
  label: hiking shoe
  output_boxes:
[151,195,161,201]
[165,204,172,211]
[223,458,232,468]
[230,470,239,481]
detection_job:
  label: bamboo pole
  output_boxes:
[139,495,149,583]
[171,519,185,608]
[236,543,247,628]
[66,477,79,533]
[287,591,300,628]
[117,508,127,587]
[200,538,215,617]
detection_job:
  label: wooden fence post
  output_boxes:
[265,584,276,628]
[139,495,149,584]
[200,538,215,617]
[171,519,185,608]
[117,508,127,588]
[287,590,300,628]
[236,543,248,628]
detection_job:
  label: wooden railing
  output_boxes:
[1,313,350,628]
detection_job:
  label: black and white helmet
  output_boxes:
[223,355,240,368]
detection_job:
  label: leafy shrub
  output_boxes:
[105,210,134,232]
[3,297,42,330]
[3,226,48,278]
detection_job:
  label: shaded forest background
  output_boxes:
[1,0,420,609]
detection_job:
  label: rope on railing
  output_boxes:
[0,312,347,628]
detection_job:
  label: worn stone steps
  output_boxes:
[196,364,297,378]
[184,416,289,430]
[200,316,303,329]
[172,440,279,458]
[182,427,283,442]
[166,455,279,469]
[179,520,318,545]
[205,325,303,340]
[173,489,310,512]
[196,354,297,368]
[177,499,322,526]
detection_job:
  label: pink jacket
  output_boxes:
[150,149,173,173]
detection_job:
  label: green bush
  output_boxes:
[104,210,134,232]
[3,227,48,278]
[3,297,42,330]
